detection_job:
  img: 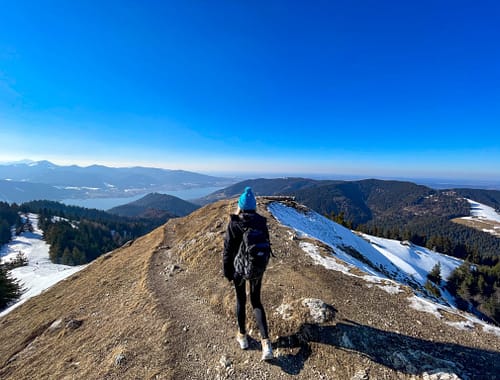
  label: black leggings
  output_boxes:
[234,276,269,339]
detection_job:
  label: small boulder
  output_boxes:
[66,319,83,330]
[114,353,126,366]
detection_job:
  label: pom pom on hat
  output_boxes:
[238,186,256,211]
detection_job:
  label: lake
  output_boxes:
[62,186,223,210]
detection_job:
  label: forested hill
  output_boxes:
[453,188,500,211]
[200,177,472,225]
[196,177,339,204]
[15,200,168,265]
[199,179,500,322]
[108,192,199,218]
[200,178,500,259]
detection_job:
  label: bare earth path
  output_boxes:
[1,199,498,379]
[148,200,500,379]
[149,202,291,379]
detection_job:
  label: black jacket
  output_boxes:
[223,211,270,280]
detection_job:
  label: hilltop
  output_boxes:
[108,193,199,219]
[0,199,499,379]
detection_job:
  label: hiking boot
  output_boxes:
[261,338,273,361]
[236,332,249,350]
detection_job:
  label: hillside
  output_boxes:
[195,177,331,204]
[453,188,500,211]
[201,179,500,259]
[0,199,499,379]
[108,193,199,218]
[200,178,469,225]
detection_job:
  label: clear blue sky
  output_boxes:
[0,1,499,180]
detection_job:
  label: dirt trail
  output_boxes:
[1,199,499,379]
[148,199,500,379]
[149,201,292,379]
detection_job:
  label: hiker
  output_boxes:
[223,187,274,361]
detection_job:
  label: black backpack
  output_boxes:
[234,223,271,280]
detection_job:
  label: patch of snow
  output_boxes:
[0,213,86,317]
[409,294,500,338]
[359,233,463,283]
[268,202,500,334]
[457,199,500,237]
[408,295,442,319]
[268,202,399,278]
[269,202,462,306]
[299,241,403,293]
[482,324,500,338]
[445,320,474,331]
[422,372,461,380]
[377,284,403,294]
[298,241,354,275]
[62,186,100,191]
[466,199,500,222]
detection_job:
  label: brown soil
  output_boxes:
[452,217,500,237]
[1,199,499,379]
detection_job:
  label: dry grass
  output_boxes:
[0,227,169,379]
[1,199,499,379]
[452,217,500,237]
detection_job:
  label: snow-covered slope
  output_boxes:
[268,202,463,306]
[267,201,500,337]
[455,198,500,237]
[466,199,500,222]
[0,213,85,317]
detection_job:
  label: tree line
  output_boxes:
[1,200,167,310]
[20,200,165,265]
[0,202,21,246]
[328,210,500,325]
[0,202,24,309]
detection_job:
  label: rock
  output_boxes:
[65,319,83,330]
[301,298,335,323]
[114,353,126,366]
[219,355,231,368]
[47,319,64,332]
[351,369,369,380]
[275,303,294,320]
[165,264,183,277]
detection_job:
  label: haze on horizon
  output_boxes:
[0,1,499,181]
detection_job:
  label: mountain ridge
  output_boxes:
[0,161,236,203]
[1,198,499,379]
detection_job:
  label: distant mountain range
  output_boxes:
[0,160,237,203]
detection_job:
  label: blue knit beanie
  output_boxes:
[238,186,256,211]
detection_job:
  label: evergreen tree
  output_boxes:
[0,220,11,245]
[0,265,22,309]
[428,262,442,285]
